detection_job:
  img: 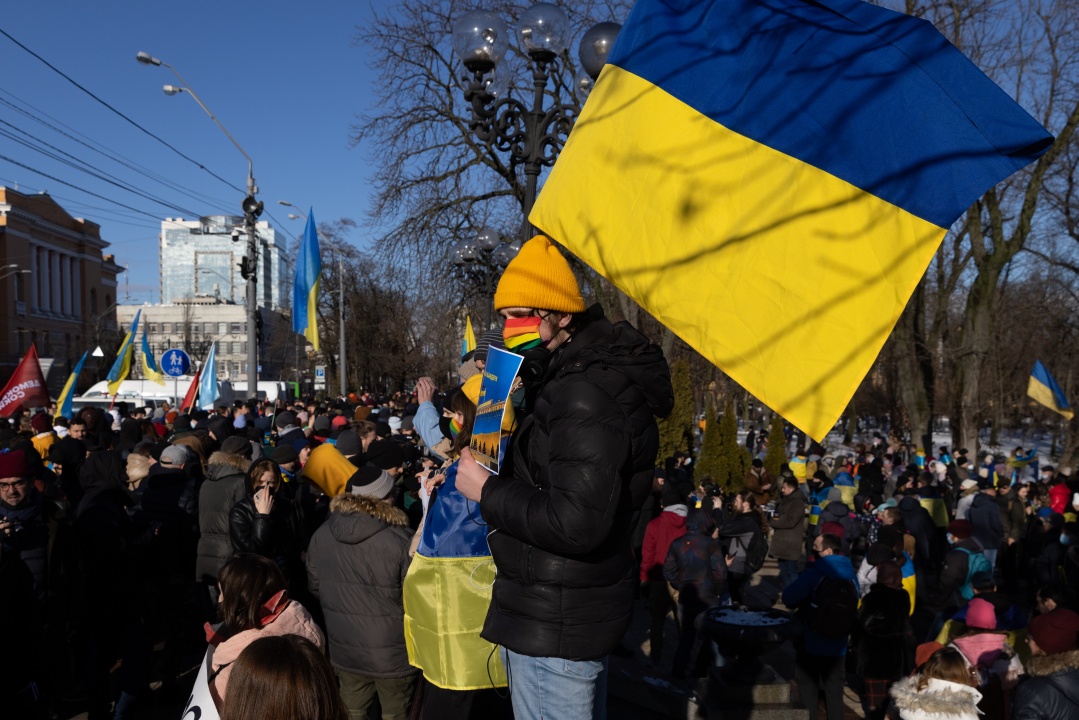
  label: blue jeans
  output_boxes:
[778,559,802,591]
[501,647,609,720]
[984,548,998,568]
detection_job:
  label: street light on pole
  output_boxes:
[452,228,518,328]
[451,5,620,233]
[279,200,347,398]
[137,50,263,396]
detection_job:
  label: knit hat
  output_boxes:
[875,560,903,590]
[313,416,331,433]
[965,598,997,630]
[296,411,309,427]
[0,449,30,478]
[334,430,361,457]
[493,235,586,312]
[31,412,52,433]
[661,484,684,508]
[400,415,414,432]
[947,519,973,539]
[354,406,371,422]
[1028,608,1079,655]
[388,417,402,433]
[301,444,357,498]
[346,466,394,500]
[915,641,943,669]
[220,435,253,459]
[275,411,296,429]
[826,487,843,504]
[960,479,979,490]
[331,415,349,429]
[1038,506,1055,519]
[271,444,299,465]
[474,329,504,363]
[365,440,405,470]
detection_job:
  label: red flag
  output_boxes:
[0,345,51,416]
[181,369,201,413]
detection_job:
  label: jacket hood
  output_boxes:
[659,508,688,526]
[890,676,982,716]
[1026,648,1079,679]
[952,632,1008,667]
[326,493,409,544]
[557,314,674,419]
[821,502,850,521]
[816,554,858,585]
[205,451,251,480]
[970,493,997,510]
[685,507,715,535]
[898,496,923,511]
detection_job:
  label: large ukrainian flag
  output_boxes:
[292,209,321,351]
[403,462,507,690]
[530,0,1053,441]
[1028,360,1073,420]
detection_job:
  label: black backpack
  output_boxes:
[807,575,858,639]
[741,526,768,574]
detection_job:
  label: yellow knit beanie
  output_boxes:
[493,235,585,312]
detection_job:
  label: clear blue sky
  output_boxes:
[0,0,382,303]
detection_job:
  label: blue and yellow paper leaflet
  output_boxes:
[530,0,1053,441]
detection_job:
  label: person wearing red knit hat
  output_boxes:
[1012,608,1079,718]
[454,235,675,719]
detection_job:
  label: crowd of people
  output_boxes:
[1,234,1077,720]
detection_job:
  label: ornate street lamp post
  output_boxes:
[451,5,620,229]
[452,228,520,329]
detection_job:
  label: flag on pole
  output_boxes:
[106,309,141,396]
[529,0,1053,441]
[0,345,51,416]
[292,209,322,351]
[1028,360,1073,420]
[199,343,220,411]
[462,315,476,359]
[141,325,165,386]
[55,351,88,420]
[181,368,201,413]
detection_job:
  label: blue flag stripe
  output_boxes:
[607,0,1053,228]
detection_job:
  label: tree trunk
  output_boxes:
[952,267,1000,454]
[894,283,935,452]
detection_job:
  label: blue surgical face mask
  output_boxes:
[1062,535,1072,546]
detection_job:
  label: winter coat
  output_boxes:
[715,509,762,575]
[209,595,324,703]
[744,468,774,505]
[1012,649,1079,719]
[0,490,54,602]
[306,493,415,678]
[1049,482,1071,515]
[998,488,1028,543]
[890,676,982,720]
[640,506,687,583]
[854,583,913,679]
[815,501,863,555]
[131,464,199,579]
[928,538,984,612]
[769,490,806,561]
[196,452,250,584]
[663,509,726,607]
[479,312,674,661]
[228,490,304,578]
[956,490,977,520]
[899,496,937,563]
[781,553,859,656]
[968,493,1005,551]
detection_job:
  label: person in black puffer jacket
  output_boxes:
[1012,608,1079,719]
[306,468,417,719]
[454,236,674,720]
[196,438,252,588]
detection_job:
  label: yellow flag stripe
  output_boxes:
[1028,376,1075,420]
[531,66,944,440]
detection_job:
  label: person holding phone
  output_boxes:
[229,459,303,585]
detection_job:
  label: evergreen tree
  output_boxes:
[656,358,694,464]
[763,414,788,476]
[716,398,751,491]
[695,396,723,482]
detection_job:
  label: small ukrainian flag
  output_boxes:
[1028,360,1074,420]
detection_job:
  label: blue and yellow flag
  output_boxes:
[54,351,88,420]
[198,342,220,410]
[530,0,1053,441]
[403,462,507,690]
[141,325,165,385]
[1028,360,1073,420]
[106,309,140,396]
[461,315,476,360]
[292,209,321,351]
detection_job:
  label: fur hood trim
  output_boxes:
[890,676,982,717]
[1025,649,1079,677]
[206,451,251,473]
[329,492,409,527]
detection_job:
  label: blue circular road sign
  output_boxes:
[161,348,191,377]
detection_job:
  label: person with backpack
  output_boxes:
[781,533,859,720]
[713,491,765,604]
[928,520,993,626]
[852,560,914,720]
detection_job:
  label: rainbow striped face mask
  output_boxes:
[502,316,543,354]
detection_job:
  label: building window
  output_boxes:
[205,322,215,335]
[230,322,243,334]
[218,322,228,335]
[162,323,172,333]
[149,323,157,333]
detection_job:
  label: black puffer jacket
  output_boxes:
[228,491,303,579]
[480,313,673,660]
[306,493,414,678]
[196,451,250,584]
[968,492,1005,551]
[1012,649,1079,719]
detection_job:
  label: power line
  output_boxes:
[0,25,242,194]
[0,88,238,215]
